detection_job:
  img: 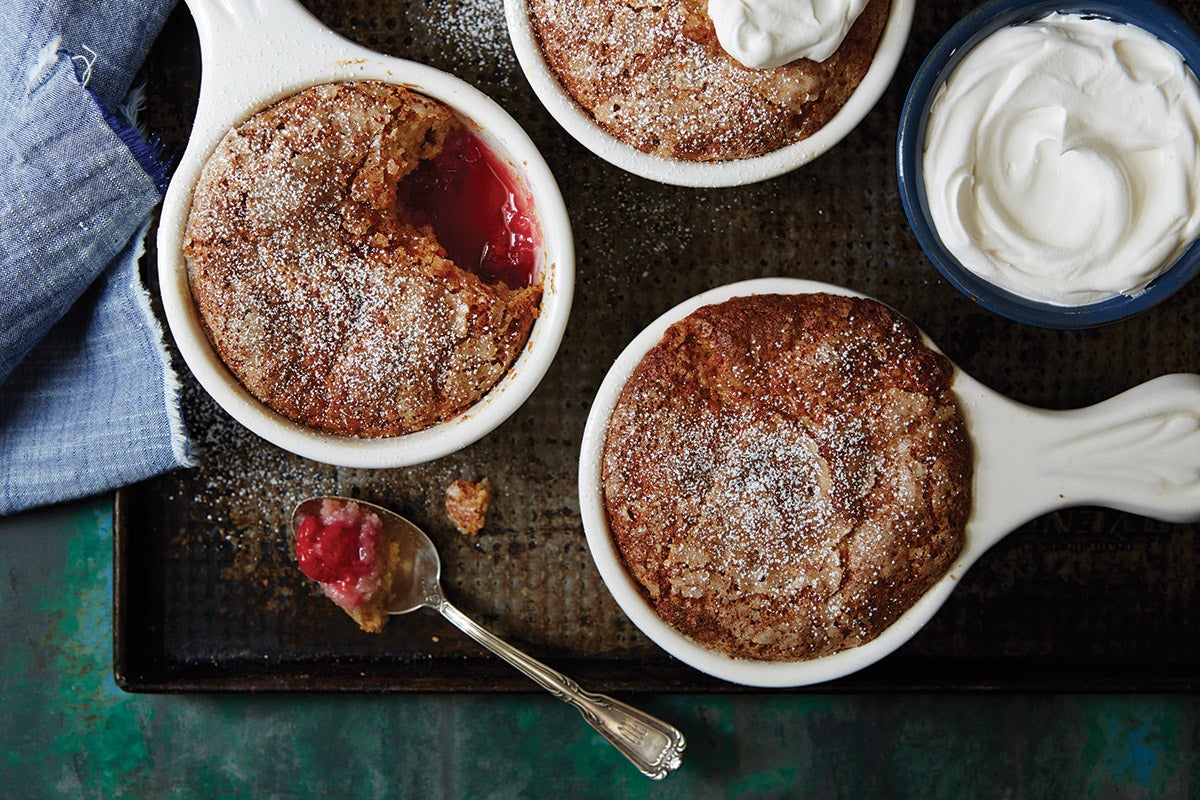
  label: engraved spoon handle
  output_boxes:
[437,598,685,779]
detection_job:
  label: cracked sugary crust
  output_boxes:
[527,0,892,161]
[185,82,542,438]
[601,293,972,661]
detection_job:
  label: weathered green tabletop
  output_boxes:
[3,0,1200,795]
[2,496,1197,797]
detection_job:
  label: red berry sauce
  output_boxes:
[401,127,541,288]
[295,501,383,609]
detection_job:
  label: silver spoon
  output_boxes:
[292,496,685,780]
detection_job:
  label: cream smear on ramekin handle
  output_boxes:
[707,0,870,68]
[923,12,1200,307]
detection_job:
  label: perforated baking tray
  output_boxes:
[114,0,1200,692]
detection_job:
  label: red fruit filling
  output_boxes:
[295,500,384,610]
[401,127,541,289]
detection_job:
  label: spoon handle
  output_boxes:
[437,599,685,779]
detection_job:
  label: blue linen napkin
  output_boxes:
[0,0,194,515]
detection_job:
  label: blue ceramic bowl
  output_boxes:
[897,0,1200,328]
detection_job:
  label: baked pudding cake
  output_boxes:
[601,293,972,661]
[524,0,893,161]
[184,81,542,438]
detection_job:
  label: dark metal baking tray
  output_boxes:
[114,0,1200,693]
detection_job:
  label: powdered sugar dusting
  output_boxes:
[436,0,518,72]
[602,293,972,661]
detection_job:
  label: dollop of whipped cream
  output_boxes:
[923,13,1200,306]
[707,0,870,68]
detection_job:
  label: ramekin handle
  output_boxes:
[181,0,369,139]
[1035,373,1200,521]
[962,373,1200,549]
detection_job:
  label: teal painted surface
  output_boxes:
[1,497,1196,799]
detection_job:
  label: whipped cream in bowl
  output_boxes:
[898,0,1200,328]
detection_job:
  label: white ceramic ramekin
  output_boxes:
[579,278,1200,687]
[158,0,573,468]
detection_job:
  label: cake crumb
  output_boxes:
[446,478,493,535]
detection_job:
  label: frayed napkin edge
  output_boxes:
[56,39,174,194]
[126,216,197,469]
[94,82,172,194]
